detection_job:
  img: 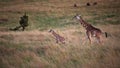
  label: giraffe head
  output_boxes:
[73,14,82,20]
[49,29,53,33]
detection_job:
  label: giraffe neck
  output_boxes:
[52,31,58,37]
[78,17,91,29]
[52,31,55,35]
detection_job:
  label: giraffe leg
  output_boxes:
[86,31,91,44]
[96,32,104,45]
[59,37,65,44]
[96,36,102,44]
[56,39,59,43]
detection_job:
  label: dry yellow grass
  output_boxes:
[0,25,120,68]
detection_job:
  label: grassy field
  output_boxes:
[0,0,120,68]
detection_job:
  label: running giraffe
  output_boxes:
[73,14,107,44]
[49,29,65,44]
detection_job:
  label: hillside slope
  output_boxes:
[0,0,120,68]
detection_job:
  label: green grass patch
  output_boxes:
[0,0,15,2]
[33,14,73,30]
[90,13,120,25]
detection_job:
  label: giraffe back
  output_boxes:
[51,30,65,41]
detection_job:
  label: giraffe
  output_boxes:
[49,29,65,44]
[73,14,107,44]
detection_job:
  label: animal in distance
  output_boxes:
[73,14,107,44]
[49,29,65,44]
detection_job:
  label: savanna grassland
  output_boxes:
[0,0,120,68]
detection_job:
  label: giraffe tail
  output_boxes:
[104,32,108,38]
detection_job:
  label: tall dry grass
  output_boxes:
[0,24,120,68]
